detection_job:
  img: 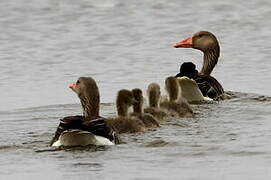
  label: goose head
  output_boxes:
[147,83,161,108]
[165,77,180,102]
[116,89,137,117]
[132,88,144,113]
[174,31,220,76]
[174,31,219,51]
[69,77,100,118]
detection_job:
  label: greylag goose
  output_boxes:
[144,83,171,121]
[160,77,194,117]
[107,89,147,133]
[174,31,225,100]
[50,77,119,147]
[130,88,160,129]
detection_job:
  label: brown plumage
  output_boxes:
[50,77,119,146]
[130,88,160,129]
[144,83,170,121]
[160,77,194,117]
[107,89,146,134]
[174,31,225,99]
[70,77,100,119]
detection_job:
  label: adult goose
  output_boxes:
[50,77,119,147]
[174,31,225,100]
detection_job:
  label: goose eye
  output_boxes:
[198,34,203,38]
[76,80,80,84]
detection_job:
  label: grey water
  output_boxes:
[1,0,271,179]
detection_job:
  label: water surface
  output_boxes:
[1,0,271,179]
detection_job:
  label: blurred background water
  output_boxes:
[0,0,271,179]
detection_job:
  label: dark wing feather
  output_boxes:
[50,116,120,145]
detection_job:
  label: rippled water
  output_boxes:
[1,0,271,179]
